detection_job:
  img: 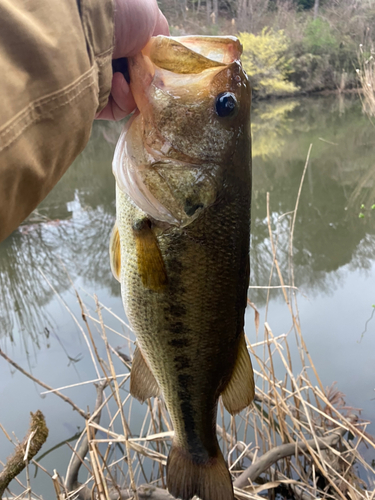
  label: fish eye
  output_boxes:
[215,92,238,118]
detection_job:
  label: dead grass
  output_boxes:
[357,43,375,119]
[1,147,375,500]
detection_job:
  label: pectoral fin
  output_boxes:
[130,346,160,402]
[109,223,121,282]
[133,218,168,292]
[221,333,255,415]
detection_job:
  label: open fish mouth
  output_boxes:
[112,35,247,227]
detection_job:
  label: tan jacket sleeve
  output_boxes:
[0,0,114,242]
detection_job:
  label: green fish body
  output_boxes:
[111,35,254,500]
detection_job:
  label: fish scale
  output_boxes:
[111,35,254,500]
[116,177,249,468]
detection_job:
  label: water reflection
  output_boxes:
[0,122,123,348]
[0,229,59,346]
[251,100,300,159]
[250,95,375,304]
[0,97,374,343]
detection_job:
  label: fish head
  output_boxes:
[113,36,251,227]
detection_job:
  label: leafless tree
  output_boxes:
[206,0,212,23]
[314,0,319,19]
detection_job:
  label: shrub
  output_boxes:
[290,52,332,91]
[239,28,298,97]
[289,18,358,91]
[302,18,337,55]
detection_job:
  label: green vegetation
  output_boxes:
[158,0,375,98]
[358,203,375,219]
[239,29,297,97]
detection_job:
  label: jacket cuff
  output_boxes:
[79,0,115,112]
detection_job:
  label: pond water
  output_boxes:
[1,95,374,497]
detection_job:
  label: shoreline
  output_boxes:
[253,86,361,101]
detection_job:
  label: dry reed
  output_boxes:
[357,43,375,119]
[1,148,375,500]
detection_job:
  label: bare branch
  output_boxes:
[0,411,48,498]
[65,382,107,494]
[234,414,358,489]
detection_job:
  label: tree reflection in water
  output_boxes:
[0,97,374,346]
[0,121,123,350]
[0,227,62,347]
[250,95,375,305]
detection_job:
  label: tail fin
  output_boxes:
[167,444,234,500]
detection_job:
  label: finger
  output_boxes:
[111,72,136,113]
[153,9,170,36]
[96,73,136,121]
[113,0,160,58]
[95,97,116,121]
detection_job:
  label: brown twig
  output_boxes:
[65,382,107,495]
[0,411,48,498]
[115,485,175,500]
[95,296,138,500]
[234,414,358,489]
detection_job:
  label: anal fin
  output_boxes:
[109,222,121,282]
[133,218,168,292]
[221,332,254,415]
[130,346,160,402]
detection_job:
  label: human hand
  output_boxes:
[96,0,169,121]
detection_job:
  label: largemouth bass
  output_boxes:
[110,35,254,500]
